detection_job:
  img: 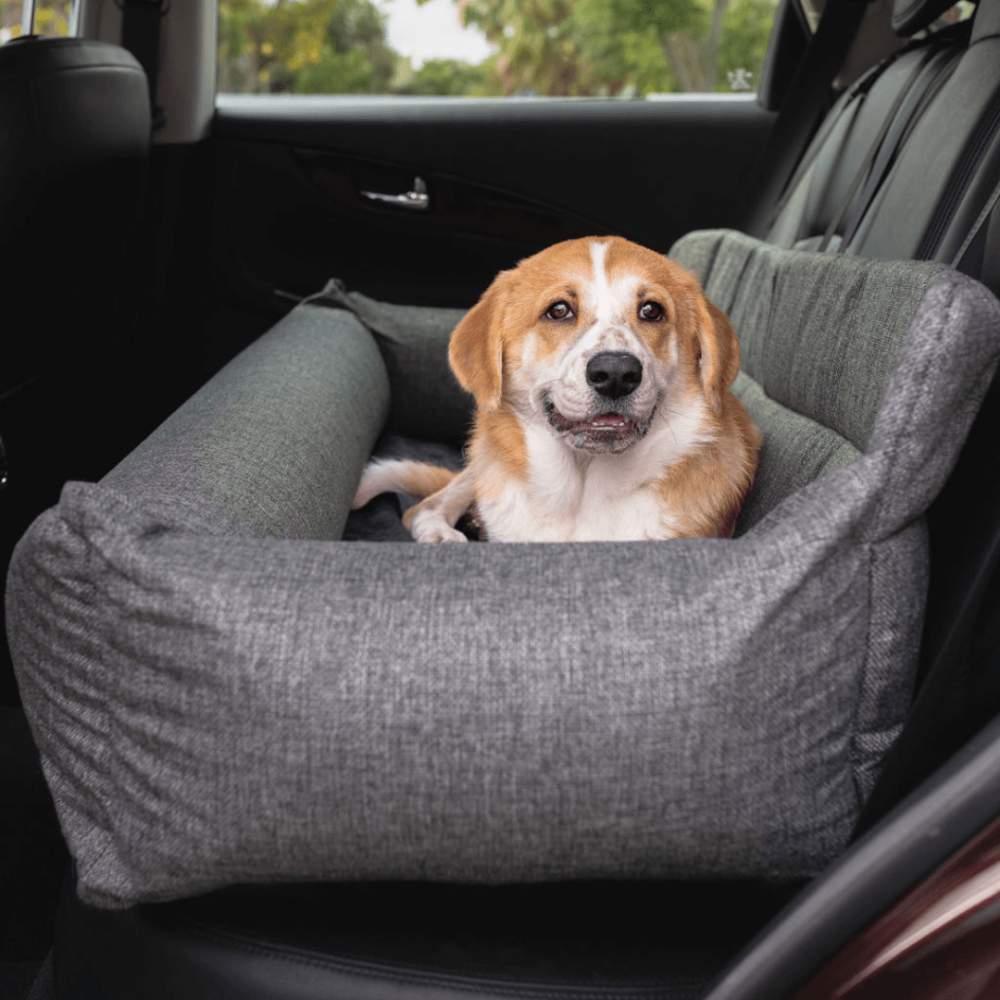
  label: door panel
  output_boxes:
[211,95,774,314]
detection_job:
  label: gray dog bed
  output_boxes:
[6,230,1000,908]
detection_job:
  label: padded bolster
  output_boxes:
[5,479,893,907]
[892,0,959,36]
[103,302,390,539]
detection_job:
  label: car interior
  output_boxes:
[3,0,1000,996]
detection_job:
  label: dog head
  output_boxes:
[449,236,739,454]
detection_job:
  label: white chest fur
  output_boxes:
[477,400,712,542]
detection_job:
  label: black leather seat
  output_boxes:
[43,0,1000,996]
[0,37,149,702]
[56,879,800,1000]
[764,0,1000,267]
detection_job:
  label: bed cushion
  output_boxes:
[6,231,1000,908]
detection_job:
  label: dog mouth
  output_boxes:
[543,395,653,452]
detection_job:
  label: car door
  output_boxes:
[207,0,781,335]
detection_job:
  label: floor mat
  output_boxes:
[0,962,39,1000]
[0,709,67,997]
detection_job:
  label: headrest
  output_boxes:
[892,0,969,36]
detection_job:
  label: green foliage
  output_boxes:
[1,0,73,40]
[217,0,778,97]
[717,0,777,92]
[218,0,396,94]
[393,57,500,96]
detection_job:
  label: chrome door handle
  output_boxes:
[360,176,430,211]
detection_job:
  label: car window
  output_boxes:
[217,0,781,98]
[0,0,74,39]
[923,0,976,33]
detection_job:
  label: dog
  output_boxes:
[353,236,761,542]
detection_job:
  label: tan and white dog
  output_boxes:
[353,236,761,542]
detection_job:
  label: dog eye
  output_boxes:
[638,301,665,322]
[545,301,574,321]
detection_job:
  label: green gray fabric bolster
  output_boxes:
[103,302,390,540]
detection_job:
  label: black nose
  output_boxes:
[586,352,643,399]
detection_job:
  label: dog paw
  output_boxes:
[414,522,468,544]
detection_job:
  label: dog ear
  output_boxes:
[695,297,740,413]
[449,272,509,411]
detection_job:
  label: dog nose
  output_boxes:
[586,352,643,399]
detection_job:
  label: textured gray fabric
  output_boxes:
[104,302,390,540]
[672,229,943,452]
[729,372,858,533]
[9,480,872,907]
[672,230,969,531]
[311,280,472,446]
[6,232,1000,909]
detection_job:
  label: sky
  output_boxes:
[380,0,495,67]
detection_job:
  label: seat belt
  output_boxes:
[120,0,166,131]
[951,172,1000,289]
[818,43,955,251]
[979,204,1000,293]
[836,47,960,250]
[744,0,873,237]
[762,56,889,233]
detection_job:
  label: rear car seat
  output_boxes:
[763,0,1000,274]
[23,0,1000,996]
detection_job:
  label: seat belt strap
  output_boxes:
[981,205,1000,293]
[121,0,166,131]
[744,0,873,236]
[762,57,888,233]
[840,47,958,248]
[820,43,956,251]
[951,173,1000,287]
[816,44,942,251]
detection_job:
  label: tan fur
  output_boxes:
[374,462,455,500]
[657,393,762,538]
[355,236,762,542]
[448,277,508,411]
[471,409,529,491]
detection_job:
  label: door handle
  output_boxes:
[360,176,430,212]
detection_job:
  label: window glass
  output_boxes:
[924,0,975,32]
[218,0,781,97]
[0,0,74,40]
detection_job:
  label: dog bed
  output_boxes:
[6,230,1000,908]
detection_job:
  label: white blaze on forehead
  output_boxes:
[587,240,642,326]
[589,241,613,320]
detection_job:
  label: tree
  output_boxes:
[218,0,397,94]
[441,0,776,95]
[716,0,776,92]
[217,0,778,98]
[393,57,500,97]
[1,0,72,41]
